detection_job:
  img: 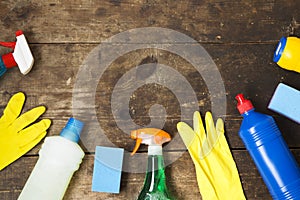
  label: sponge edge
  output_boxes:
[92,146,124,193]
[268,83,300,123]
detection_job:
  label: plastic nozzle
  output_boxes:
[16,30,23,36]
[60,118,84,143]
[13,31,34,75]
[130,128,171,156]
[0,30,34,75]
[236,94,254,114]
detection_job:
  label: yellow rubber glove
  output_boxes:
[177,111,245,200]
[0,92,51,170]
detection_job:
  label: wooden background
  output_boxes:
[1,0,300,199]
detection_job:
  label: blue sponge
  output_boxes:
[268,83,300,123]
[92,146,124,193]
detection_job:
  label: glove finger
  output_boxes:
[18,119,51,147]
[0,92,25,126]
[216,118,233,153]
[12,106,46,131]
[193,111,206,141]
[205,112,219,147]
[216,118,224,135]
[177,122,198,149]
[19,131,47,154]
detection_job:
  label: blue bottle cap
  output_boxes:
[0,58,7,77]
[60,118,84,143]
[273,37,287,63]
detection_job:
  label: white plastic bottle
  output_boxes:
[18,118,85,200]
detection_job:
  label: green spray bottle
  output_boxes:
[131,128,175,200]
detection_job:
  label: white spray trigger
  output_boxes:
[12,32,34,75]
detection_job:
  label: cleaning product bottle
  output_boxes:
[273,36,300,73]
[131,128,175,200]
[0,30,34,77]
[18,118,85,200]
[236,94,300,200]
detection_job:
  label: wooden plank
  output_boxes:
[1,43,300,153]
[0,0,299,43]
[4,149,299,199]
[0,0,299,200]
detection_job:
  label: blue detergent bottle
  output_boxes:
[236,94,300,200]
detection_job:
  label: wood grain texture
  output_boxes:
[0,0,300,199]
[0,0,299,43]
[1,44,300,150]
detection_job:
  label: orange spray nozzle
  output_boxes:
[130,128,171,156]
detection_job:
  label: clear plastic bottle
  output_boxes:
[236,94,300,199]
[18,118,85,200]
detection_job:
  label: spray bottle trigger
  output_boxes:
[0,41,16,49]
[131,138,142,156]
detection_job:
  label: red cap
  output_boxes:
[235,94,254,114]
[15,30,23,36]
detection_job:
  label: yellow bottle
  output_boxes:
[274,36,300,73]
